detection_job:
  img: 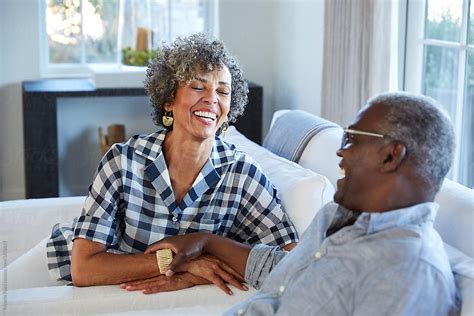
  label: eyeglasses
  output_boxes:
[340,128,385,150]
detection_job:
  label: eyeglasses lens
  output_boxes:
[340,132,348,150]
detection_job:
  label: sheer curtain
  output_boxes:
[321,0,393,127]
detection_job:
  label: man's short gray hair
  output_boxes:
[367,92,455,193]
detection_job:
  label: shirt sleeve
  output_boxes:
[227,156,299,247]
[245,244,288,289]
[353,260,459,316]
[73,144,124,247]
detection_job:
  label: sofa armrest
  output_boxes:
[0,196,85,265]
[435,179,474,258]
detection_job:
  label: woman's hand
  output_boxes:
[179,255,247,294]
[120,273,196,294]
[145,232,211,277]
[120,255,248,295]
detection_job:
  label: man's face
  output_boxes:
[334,104,390,212]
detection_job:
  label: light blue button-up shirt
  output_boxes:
[226,202,459,315]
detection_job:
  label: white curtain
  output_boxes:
[321,0,393,127]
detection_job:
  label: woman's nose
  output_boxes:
[203,89,218,104]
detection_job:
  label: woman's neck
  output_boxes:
[163,130,213,168]
[162,130,213,203]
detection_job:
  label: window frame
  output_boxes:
[39,0,219,78]
[404,0,473,185]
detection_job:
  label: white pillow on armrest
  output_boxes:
[225,127,335,235]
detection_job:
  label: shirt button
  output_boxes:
[279,285,285,293]
[237,308,245,315]
[315,251,322,259]
[172,216,178,222]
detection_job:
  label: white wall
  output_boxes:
[219,0,325,132]
[0,0,41,200]
[0,0,4,85]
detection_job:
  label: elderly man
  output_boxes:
[134,92,459,315]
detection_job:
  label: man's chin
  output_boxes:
[333,190,343,205]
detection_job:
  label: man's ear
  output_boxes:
[380,143,407,173]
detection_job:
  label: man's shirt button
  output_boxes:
[315,251,322,259]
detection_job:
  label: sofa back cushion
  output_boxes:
[226,127,334,235]
[435,179,474,258]
[265,110,343,188]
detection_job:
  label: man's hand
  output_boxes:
[120,255,248,295]
[145,232,210,277]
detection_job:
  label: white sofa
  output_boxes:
[0,110,472,315]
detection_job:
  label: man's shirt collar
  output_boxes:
[332,202,439,235]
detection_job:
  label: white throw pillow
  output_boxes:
[225,127,335,235]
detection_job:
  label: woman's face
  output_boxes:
[167,65,232,141]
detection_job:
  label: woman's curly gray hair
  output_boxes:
[144,33,249,126]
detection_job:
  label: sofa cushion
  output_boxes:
[226,127,334,235]
[435,179,474,258]
[5,284,256,315]
[266,110,343,188]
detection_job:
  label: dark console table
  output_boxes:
[22,79,262,198]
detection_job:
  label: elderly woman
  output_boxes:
[46,33,298,294]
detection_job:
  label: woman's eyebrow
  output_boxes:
[194,76,230,86]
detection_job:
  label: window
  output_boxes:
[42,0,217,74]
[405,0,473,188]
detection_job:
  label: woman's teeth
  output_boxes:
[194,111,216,121]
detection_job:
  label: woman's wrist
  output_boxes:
[200,231,213,253]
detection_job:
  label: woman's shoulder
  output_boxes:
[114,129,166,153]
[129,129,166,147]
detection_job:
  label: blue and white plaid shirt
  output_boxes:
[47,128,298,281]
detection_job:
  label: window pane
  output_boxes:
[84,0,119,63]
[119,0,168,66]
[470,0,474,45]
[424,0,462,42]
[170,0,206,40]
[422,45,459,117]
[461,51,474,188]
[46,0,82,63]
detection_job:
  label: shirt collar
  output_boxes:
[134,127,237,168]
[353,202,439,234]
[138,129,237,211]
[134,127,167,161]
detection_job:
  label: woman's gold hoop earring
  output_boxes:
[162,111,173,127]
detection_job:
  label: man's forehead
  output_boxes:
[351,103,389,129]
